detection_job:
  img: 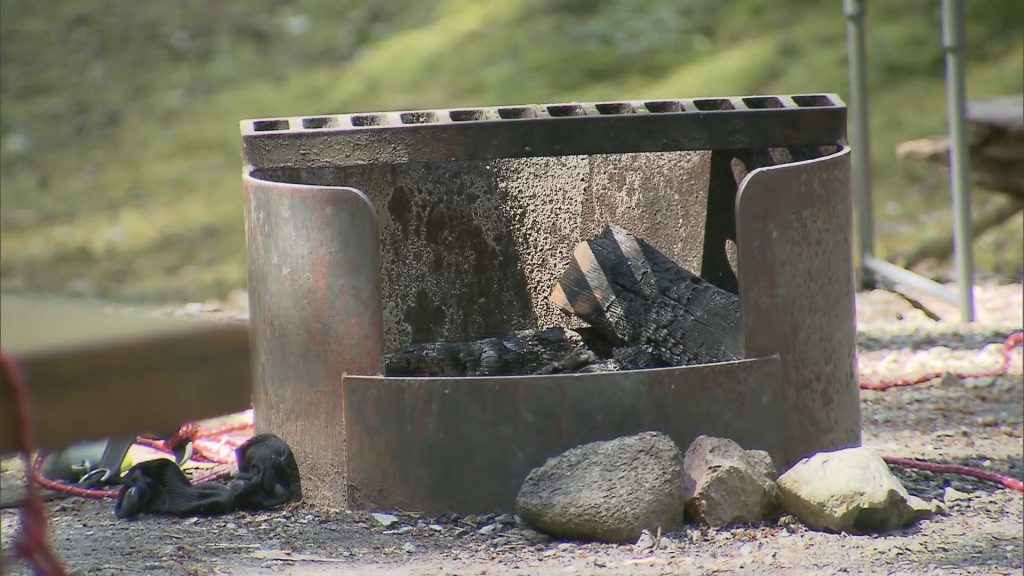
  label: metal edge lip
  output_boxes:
[239,94,846,136]
[736,143,852,198]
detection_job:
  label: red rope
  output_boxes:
[862,331,1024,493]
[31,456,119,499]
[39,414,254,498]
[860,330,1023,391]
[135,415,253,464]
[883,456,1024,492]
[1,349,67,576]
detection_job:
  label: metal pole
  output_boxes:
[942,0,976,322]
[863,255,960,304]
[845,0,874,287]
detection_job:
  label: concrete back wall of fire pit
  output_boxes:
[252,152,711,351]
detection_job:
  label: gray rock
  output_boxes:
[515,432,685,543]
[776,447,934,533]
[682,436,780,527]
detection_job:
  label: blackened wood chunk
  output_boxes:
[385,327,613,377]
[551,224,741,366]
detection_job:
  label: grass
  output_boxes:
[1,0,1022,302]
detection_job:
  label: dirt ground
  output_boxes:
[2,283,1023,575]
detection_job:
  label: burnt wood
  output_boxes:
[385,327,613,377]
[551,224,741,366]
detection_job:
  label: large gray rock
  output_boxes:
[776,447,936,533]
[682,435,780,527]
[515,432,685,543]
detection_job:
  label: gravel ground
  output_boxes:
[2,283,1022,575]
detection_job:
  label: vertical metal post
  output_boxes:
[942,0,976,322]
[845,0,874,287]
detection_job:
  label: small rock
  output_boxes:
[428,524,443,532]
[372,513,398,528]
[557,542,573,551]
[909,496,947,516]
[634,529,657,552]
[776,447,932,533]
[940,372,959,387]
[494,513,516,525]
[513,527,552,544]
[682,436,780,527]
[943,486,970,504]
[515,432,686,543]
[401,542,417,554]
[477,524,498,536]
[383,526,413,535]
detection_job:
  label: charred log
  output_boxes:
[550,224,741,366]
[385,327,615,377]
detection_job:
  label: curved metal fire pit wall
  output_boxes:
[241,95,859,512]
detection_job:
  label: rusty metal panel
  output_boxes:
[244,175,383,510]
[342,356,782,514]
[735,146,860,468]
[242,95,846,169]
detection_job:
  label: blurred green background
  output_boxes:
[1,0,1022,303]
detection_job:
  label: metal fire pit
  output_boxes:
[240,94,859,512]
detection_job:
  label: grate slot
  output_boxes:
[595,102,635,115]
[645,100,684,113]
[351,114,386,127]
[546,104,586,117]
[693,99,735,111]
[302,117,340,129]
[400,112,439,124]
[253,119,290,132]
[497,106,539,119]
[742,96,783,109]
[792,94,834,108]
[449,109,487,122]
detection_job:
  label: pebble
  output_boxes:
[943,486,970,504]
[634,529,656,552]
[477,524,499,536]
[372,513,398,527]
[402,542,417,554]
